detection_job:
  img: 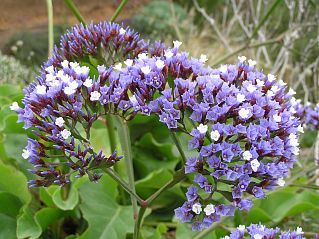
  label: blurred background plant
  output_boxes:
[0,0,318,238]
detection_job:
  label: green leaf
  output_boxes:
[35,208,64,230]
[17,207,42,239]
[175,221,197,239]
[79,175,134,239]
[0,192,23,217]
[0,213,17,239]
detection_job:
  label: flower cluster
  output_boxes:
[292,99,319,131]
[13,21,302,230]
[222,224,306,239]
[175,57,301,230]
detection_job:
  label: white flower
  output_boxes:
[291,146,300,155]
[248,59,256,67]
[267,74,276,82]
[61,129,71,140]
[124,59,133,67]
[238,108,251,119]
[10,102,20,111]
[197,124,208,134]
[297,125,304,133]
[250,159,260,172]
[277,177,285,186]
[141,65,151,75]
[246,84,256,93]
[192,203,202,215]
[288,133,299,147]
[254,234,263,239]
[221,236,230,239]
[273,114,281,123]
[70,62,79,69]
[46,73,56,83]
[60,74,71,84]
[256,79,265,87]
[199,54,208,63]
[55,117,65,127]
[36,85,47,95]
[90,91,101,101]
[219,65,228,74]
[155,59,165,69]
[267,90,275,97]
[271,85,280,93]
[238,56,247,62]
[138,53,148,60]
[236,93,246,103]
[278,79,287,86]
[64,86,76,95]
[45,65,54,74]
[203,204,215,215]
[113,62,122,71]
[22,149,30,159]
[210,130,220,141]
[173,40,182,48]
[243,151,252,161]
[296,227,304,235]
[61,60,69,68]
[119,27,126,35]
[68,81,78,90]
[11,45,18,53]
[16,40,24,46]
[164,50,174,58]
[288,88,296,95]
[83,78,93,88]
[237,225,245,231]
[74,66,90,76]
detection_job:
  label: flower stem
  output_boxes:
[133,206,147,239]
[170,131,187,165]
[115,117,138,218]
[46,0,54,57]
[64,0,86,24]
[103,167,143,205]
[111,0,128,22]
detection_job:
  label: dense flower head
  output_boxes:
[222,224,306,239]
[292,99,319,131]
[13,21,302,230]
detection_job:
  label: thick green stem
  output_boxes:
[133,206,147,239]
[64,0,86,24]
[46,0,54,57]
[111,0,128,22]
[115,117,138,218]
[103,168,143,205]
[170,131,187,165]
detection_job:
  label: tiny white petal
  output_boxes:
[250,159,260,172]
[237,225,245,231]
[141,65,152,75]
[254,234,263,239]
[55,117,65,127]
[200,54,208,63]
[277,177,285,186]
[63,86,76,95]
[238,108,250,119]
[70,62,79,69]
[83,78,93,88]
[61,129,71,140]
[236,93,246,103]
[288,88,296,95]
[138,53,148,60]
[273,114,281,122]
[203,204,215,216]
[256,79,265,87]
[124,59,133,67]
[246,84,256,93]
[173,40,182,48]
[61,60,69,68]
[248,59,256,67]
[164,50,174,59]
[243,151,252,161]
[22,149,30,159]
[210,130,220,141]
[119,27,126,35]
[36,85,47,95]
[45,65,55,74]
[238,56,246,62]
[197,124,208,134]
[297,125,304,133]
[219,65,228,74]
[278,79,287,86]
[129,95,138,105]
[296,227,303,235]
[90,91,101,101]
[155,59,165,69]
[192,203,202,215]
[10,102,20,111]
[267,74,276,82]
[114,63,122,71]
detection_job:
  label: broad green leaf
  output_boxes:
[17,207,42,239]
[35,207,64,230]
[0,192,23,217]
[0,213,17,239]
[147,223,168,239]
[79,175,134,239]
[175,221,198,239]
